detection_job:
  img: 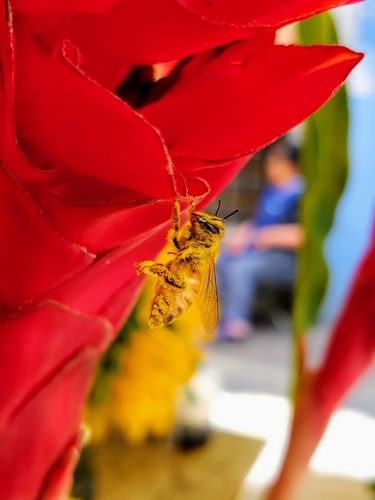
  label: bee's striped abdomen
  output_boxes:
[148,274,200,329]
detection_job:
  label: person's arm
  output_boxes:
[253,224,304,250]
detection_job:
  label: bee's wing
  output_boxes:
[196,259,220,335]
[155,279,162,292]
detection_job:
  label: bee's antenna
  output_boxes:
[222,209,239,221]
[215,200,221,216]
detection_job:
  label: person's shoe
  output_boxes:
[219,319,253,341]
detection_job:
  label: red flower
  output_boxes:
[266,227,375,500]
[0,0,361,498]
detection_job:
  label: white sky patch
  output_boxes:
[347,61,375,98]
[209,391,375,493]
[333,3,375,98]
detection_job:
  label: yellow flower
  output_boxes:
[86,248,208,445]
[109,327,201,444]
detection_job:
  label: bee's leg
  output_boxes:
[168,201,182,250]
[135,261,186,289]
[171,201,181,233]
[171,201,181,250]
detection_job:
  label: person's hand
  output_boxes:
[252,227,276,249]
[225,223,254,254]
[253,224,303,250]
[226,238,248,254]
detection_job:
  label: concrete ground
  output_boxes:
[205,321,375,417]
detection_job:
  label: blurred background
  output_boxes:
[71,2,375,499]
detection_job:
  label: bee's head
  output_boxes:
[192,212,225,238]
[190,201,238,239]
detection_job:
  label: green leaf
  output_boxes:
[293,12,349,336]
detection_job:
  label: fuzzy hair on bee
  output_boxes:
[135,200,238,334]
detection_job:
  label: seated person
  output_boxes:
[216,139,304,340]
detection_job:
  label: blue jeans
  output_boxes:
[216,248,296,324]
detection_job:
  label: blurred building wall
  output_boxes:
[322,0,375,320]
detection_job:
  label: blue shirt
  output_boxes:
[253,175,304,228]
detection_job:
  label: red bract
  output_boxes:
[266,229,375,500]
[0,0,361,498]
[315,228,375,414]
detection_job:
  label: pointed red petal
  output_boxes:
[14,0,358,68]
[0,348,99,500]
[143,42,363,161]
[0,1,46,187]
[45,169,209,252]
[40,441,79,500]
[46,198,175,253]
[16,1,256,66]
[176,0,360,28]
[172,155,250,209]
[0,302,110,427]
[14,26,175,199]
[46,232,166,330]
[314,231,375,414]
[40,437,80,500]
[0,165,93,312]
[264,232,375,500]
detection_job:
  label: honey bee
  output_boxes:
[135,200,238,334]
